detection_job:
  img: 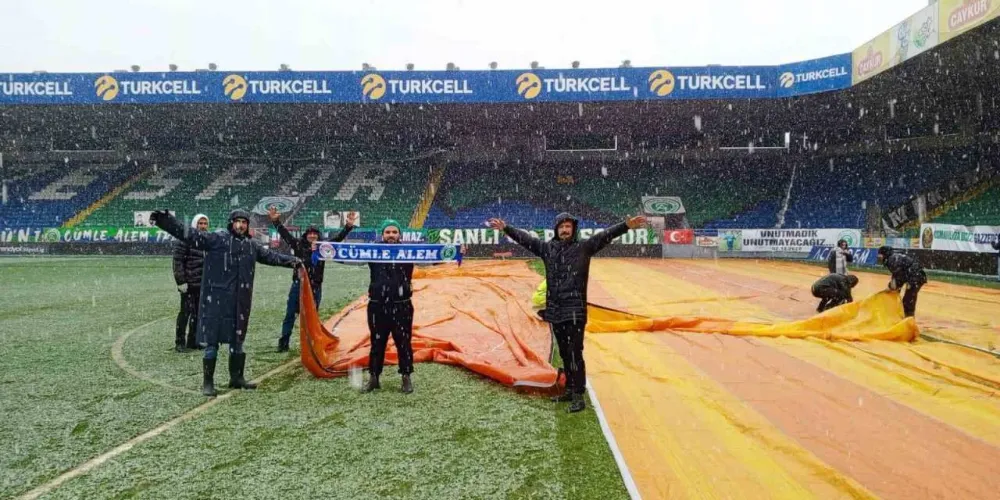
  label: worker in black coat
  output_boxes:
[489,212,646,413]
[811,273,859,313]
[171,213,208,352]
[268,207,356,352]
[151,209,301,397]
[877,246,927,318]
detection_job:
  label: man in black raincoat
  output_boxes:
[811,273,859,313]
[171,213,208,352]
[489,213,646,413]
[268,207,356,352]
[877,246,927,318]
[151,209,301,396]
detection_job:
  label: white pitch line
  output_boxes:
[110,317,201,395]
[587,383,643,500]
[17,358,301,500]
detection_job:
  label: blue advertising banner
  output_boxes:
[0,55,853,105]
[773,54,853,97]
[807,246,879,266]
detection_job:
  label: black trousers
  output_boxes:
[902,282,923,317]
[175,286,200,347]
[553,321,587,395]
[367,300,415,377]
[816,295,849,313]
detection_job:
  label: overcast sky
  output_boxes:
[1,0,927,73]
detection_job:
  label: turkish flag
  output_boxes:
[663,229,694,244]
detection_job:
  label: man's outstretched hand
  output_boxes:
[487,218,507,231]
[149,210,170,226]
[626,215,647,229]
[345,211,358,227]
[267,206,280,223]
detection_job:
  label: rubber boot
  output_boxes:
[175,344,188,353]
[185,334,199,350]
[401,374,413,394]
[550,390,573,403]
[202,358,217,397]
[228,353,257,390]
[277,338,289,353]
[363,375,381,393]
[567,393,586,413]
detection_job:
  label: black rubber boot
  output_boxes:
[567,393,586,413]
[185,335,199,350]
[401,375,413,394]
[228,353,257,390]
[202,358,217,397]
[175,344,188,353]
[550,390,573,403]
[277,339,289,353]
[363,375,381,393]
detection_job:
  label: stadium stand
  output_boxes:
[0,161,137,228]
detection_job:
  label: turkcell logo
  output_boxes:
[95,75,202,101]
[224,74,332,101]
[517,72,631,100]
[363,73,472,100]
[0,81,73,96]
[779,66,849,88]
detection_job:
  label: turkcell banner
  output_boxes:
[918,223,1000,253]
[717,229,862,253]
[314,242,461,264]
[0,226,176,243]
[773,54,852,97]
[807,246,880,266]
[427,227,657,245]
[0,57,852,105]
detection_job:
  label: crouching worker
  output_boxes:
[811,274,859,313]
[151,209,302,396]
[877,246,927,318]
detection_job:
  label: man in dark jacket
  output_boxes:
[363,219,416,394]
[172,213,208,352]
[489,213,646,413]
[877,246,927,318]
[811,273,859,313]
[151,209,301,397]
[268,207,356,352]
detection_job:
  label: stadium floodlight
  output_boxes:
[530,61,540,70]
[571,61,580,69]
[620,60,632,68]
[208,63,218,71]
[169,64,178,72]
[362,63,371,71]
[130,65,141,72]
[32,70,47,74]
[279,63,291,71]
[489,61,498,70]
[446,62,456,71]
[406,63,415,71]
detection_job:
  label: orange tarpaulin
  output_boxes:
[298,261,559,388]
[298,261,919,386]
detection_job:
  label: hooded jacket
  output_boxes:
[367,219,415,303]
[827,240,854,275]
[504,213,629,324]
[172,213,207,287]
[811,273,859,302]
[272,220,353,286]
[878,246,927,289]
[154,209,298,345]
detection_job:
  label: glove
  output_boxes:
[149,210,168,226]
[292,258,304,269]
[177,283,189,293]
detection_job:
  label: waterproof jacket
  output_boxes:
[172,240,205,287]
[504,213,628,324]
[884,252,927,288]
[155,210,298,345]
[273,222,352,285]
[811,274,855,302]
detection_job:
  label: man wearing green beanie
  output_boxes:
[363,219,416,393]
